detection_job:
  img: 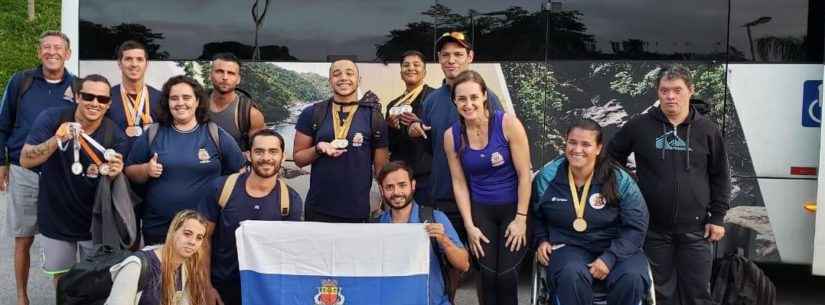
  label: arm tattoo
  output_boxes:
[24,139,53,159]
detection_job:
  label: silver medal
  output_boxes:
[331,139,349,149]
[71,162,83,175]
[399,105,413,114]
[104,149,117,161]
[99,163,111,176]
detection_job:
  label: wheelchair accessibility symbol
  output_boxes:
[802,81,823,127]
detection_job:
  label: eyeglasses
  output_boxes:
[78,92,111,104]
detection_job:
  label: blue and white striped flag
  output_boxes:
[236,221,430,305]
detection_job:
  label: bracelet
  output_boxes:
[516,211,528,217]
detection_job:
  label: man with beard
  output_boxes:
[106,40,162,142]
[20,74,128,285]
[377,161,469,305]
[293,58,389,222]
[199,128,303,305]
[385,50,435,204]
[207,53,266,152]
[0,31,77,305]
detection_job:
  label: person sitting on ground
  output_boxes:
[105,209,210,305]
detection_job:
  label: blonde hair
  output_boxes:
[160,210,209,305]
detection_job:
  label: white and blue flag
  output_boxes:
[236,221,430,305]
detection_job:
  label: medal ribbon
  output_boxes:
[120,85,152,127]
[78,135,103,166]
[567,167,593,224]
[397,84,424,106]
[331,103,359,140]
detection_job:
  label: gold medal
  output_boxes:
[568,167,593,233]
[331,139,349,149]
[573,218,588,232]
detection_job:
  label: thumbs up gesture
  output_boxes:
[147,153,163,178]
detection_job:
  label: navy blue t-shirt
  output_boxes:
[199,172,303,283]
[27,106,129,241]
[126,123,245,243]
[294,101,388,219]
[421,84,502,201]
[106,85,162,134]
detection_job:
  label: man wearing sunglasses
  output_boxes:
[0,30,77,305]
[20,74,129,286]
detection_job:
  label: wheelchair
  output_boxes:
[530,256,657,305]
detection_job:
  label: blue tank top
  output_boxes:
[452,110,518,205]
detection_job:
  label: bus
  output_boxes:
[61,0,825,274]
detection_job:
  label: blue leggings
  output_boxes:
[546,245,650,305]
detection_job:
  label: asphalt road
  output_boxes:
[2,192,823,305]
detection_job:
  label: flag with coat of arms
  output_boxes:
[236,221,430,305]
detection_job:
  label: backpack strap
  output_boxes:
[279,178,289,217]
[13,69,37,128]
[236,95,252,150]
[310,99,331,142]
[131,251,152,292]
[146,123,160,146]
[218,173,241,209]
[207,122,222,160]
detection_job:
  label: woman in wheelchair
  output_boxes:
[531,119,651,305]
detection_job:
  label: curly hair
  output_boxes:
[157,75,210,126]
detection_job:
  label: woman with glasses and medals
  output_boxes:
[532,119,651,305]
[124,75,244,246]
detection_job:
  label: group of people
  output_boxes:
[0,30,730,305]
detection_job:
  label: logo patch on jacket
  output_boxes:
[655,130,692,152]
[589,193,606,209]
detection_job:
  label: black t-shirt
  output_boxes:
[385,85,434,178]
[27,106,130,241]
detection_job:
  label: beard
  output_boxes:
[213,83,236,94]
[251,159,281,178]
[384,193,414,211]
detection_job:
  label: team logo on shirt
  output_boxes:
[198,148,211,164]
[63,87,74,101]
[589,193,606,209]
[490,152,504,167]
[352,132,364,147]
[314,279,345,305]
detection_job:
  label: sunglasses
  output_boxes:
[78,92,111,104]
[441,32,466,41]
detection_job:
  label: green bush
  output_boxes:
[0,0,61,93]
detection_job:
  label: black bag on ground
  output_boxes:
[711,251,776,305]
[57,246,149,305]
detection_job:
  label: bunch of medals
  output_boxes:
[61,123,118,178]
[122,85,152,137]
[330,91,380,150]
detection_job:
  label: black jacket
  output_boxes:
[385,85,435,177]
[608,105,730,233]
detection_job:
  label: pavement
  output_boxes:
[1,191,823,305]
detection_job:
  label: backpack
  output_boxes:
[419,205,462,304]
[145,122,222,160]
[309,91,384,151]
[57,246,150,305]
[13,68,78,128]
[711,251,776,305]
[218,172,290,216]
